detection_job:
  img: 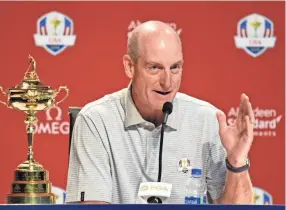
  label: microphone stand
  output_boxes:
[157,122,165,183]
[147,122,166,204]
[146,102,172,204]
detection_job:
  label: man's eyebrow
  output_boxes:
[171,60,184,66]
[145,60,184,66]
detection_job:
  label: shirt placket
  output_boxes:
[144,126,161,182]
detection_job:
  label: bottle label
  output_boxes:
[185,196,206,204]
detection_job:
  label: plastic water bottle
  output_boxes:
[184,168,207,204]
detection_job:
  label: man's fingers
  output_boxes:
[241,93,249,110]
[237,94,244,119]
[242,94,255,125]
[245,115,254,144]
[247,101,255,124]
[216,111,227,134]
[237,93,248,129]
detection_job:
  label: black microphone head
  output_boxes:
[162,102,173,115]
[147,196,162,204]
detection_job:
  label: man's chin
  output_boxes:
[152,100,172,111]
[150,93,174,107]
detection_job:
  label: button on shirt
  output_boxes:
[66,86,227,204]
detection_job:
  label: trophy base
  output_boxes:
[7,193,55,204]
[17,160,44,171]
[12,181,51,193]
[7,159,55,204]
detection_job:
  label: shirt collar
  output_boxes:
[123,83,178,130]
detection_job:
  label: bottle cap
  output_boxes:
[191,168,202,177]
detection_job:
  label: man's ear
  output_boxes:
[123,54,135,79]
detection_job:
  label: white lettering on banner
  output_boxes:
[228,107,277,118]
[33,106,69,135]
[235,37,276,48]
[34,35,76,46]
[227,107,282,137]
[127,20,182,37]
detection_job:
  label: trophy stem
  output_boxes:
[27,132,34,161]
[25,114,37,162]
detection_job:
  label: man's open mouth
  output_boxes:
[154,90,171,95]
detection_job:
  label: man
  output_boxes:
[66,20,254,204]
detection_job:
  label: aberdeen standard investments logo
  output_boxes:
[33,106,69,135]
[227,106,282,137]
[34,11,76,55]
[234,13,276,57]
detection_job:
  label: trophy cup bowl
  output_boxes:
[0,55,69,204]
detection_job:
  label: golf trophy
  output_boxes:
[0,55,69,204]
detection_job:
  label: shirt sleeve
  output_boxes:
[206,133,227,202]
[65,112,112,203]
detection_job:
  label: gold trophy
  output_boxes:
[0,55,69,204]
[250,20,261,38]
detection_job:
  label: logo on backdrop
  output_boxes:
[127,20,182,37]
[234,13,276,57]
[227,106,282,137]
[253,187,273,205]
[33,106,69,135]
[34,11,76,56]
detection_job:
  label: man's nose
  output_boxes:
[159,70,171,89]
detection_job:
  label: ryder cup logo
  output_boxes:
[234,13,276,57]
[178,158,191,173]
[253,187,273,205]
[34,11,76,55]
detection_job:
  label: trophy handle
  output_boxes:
[0,86,7,106]
[55,86,69,105]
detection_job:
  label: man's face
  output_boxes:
[131,34,183,111]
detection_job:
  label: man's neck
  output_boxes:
[145,113,164,127]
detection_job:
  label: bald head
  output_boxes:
[127,20,182,63]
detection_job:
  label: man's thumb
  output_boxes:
[216,110,227,132]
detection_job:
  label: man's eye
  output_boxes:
[171,65,179,70]
[150,65,161,70]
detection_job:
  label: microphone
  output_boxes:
[138,102,173,204]
[162,102,173,125]
[158,102,173,182]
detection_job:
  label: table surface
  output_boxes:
[0,204,285,210]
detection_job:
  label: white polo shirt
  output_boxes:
[66,85,227,204]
